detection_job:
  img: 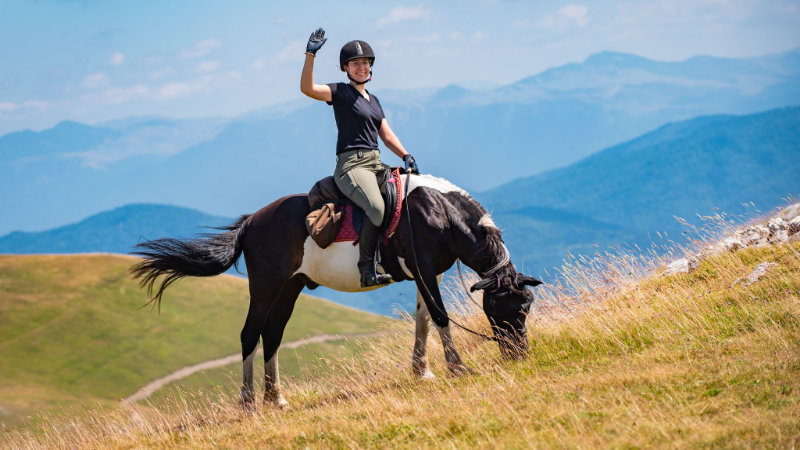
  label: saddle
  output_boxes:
[306,165,403,249]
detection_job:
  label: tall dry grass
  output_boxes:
[3,214,799,448]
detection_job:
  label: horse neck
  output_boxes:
[447,198,508,276]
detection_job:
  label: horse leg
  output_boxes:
[261,277,304,409]
[435,322,474,375]
[413,266,474,376]
[263,353,287,409]
[239,298,272,408]
[412,289,435,379]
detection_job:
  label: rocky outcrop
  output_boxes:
[664,202,800,276]
[733,262,779,286]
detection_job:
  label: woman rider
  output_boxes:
[300,28,419,288]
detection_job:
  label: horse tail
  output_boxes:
[130,214,253,309]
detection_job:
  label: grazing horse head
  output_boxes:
[462,217,542,360]
[470,264,541,360]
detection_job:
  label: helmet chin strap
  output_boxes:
[347,70,372,85]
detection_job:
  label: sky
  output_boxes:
[1,0,799,135]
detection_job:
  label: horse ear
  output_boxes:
[470,277,495,292]
[518,275,543,287]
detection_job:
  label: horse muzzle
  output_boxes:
[493,324,530,360]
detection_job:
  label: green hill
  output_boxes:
[0,254,388,427]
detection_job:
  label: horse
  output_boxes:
[130,173,542,408]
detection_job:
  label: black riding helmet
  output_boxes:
[340,40,374,84]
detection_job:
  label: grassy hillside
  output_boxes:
[0,254,388,427]
[6,237,798,447]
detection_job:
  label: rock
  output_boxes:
[741,225,770,247]
[722,236,743,252]
[744,262,778,286]
[768,218,786,234]
[769,229,789,244]
[665,258,689,275]
[788,217,800,236]
[700,244,724,258]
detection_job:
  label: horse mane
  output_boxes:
[413,173,509,274]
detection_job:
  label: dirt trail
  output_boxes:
[122,332,380,405]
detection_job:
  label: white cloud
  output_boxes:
[559,4,590,27]
[181,39,222,58]
[156,82,194,100]
[0,101,49,114]
[195,60,221,72]
[110,52,125,65]
[538,4,591,32]
[22,100,50,110]
[0,102,20,113]
[409,34,439,43]
[83,72,109,89]
[250,59,266,70]
[155,76,215,100]
[377,5,431,28]
[228,71,243,80]
[103,85,149,104]
[149,67,174,80]
[276,39,306,63]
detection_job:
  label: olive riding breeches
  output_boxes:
[334,149,385,227]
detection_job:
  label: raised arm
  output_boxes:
[300,28,332,102]
[379,119,419,173]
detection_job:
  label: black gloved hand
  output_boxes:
[403,154,419,174]
[306,28,326,56]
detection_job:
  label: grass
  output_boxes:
[3,239,800,448]
[0,254,388,427]
[146,337,374,406]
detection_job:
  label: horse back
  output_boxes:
[242,194,311,276]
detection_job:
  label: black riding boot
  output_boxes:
[358,220,392,287]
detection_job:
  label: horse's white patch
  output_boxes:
[397,256,414,279]
[478,214,499,231]
[242,347,257,388]
[407,174,468,197]
[294,237,392,292]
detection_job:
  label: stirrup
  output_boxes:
[359,264,391,287]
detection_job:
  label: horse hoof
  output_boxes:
[448,364,475,376]
[239,390,256,410]
[264,393,290,410]
[418,370,436,380]
[239,399,257,412]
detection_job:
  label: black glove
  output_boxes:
[403,154,419,174]
[306,28,326,56]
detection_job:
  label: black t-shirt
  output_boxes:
[326,82,385,154]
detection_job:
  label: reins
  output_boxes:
[402,171,498,343]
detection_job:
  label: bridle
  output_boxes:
[456,241,510,310]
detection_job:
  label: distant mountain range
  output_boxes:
[0,204,232,254]
[3,106,798,315]
[2,48,799,236]
[483,106,800,270]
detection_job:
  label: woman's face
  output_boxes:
[345,58,371,83]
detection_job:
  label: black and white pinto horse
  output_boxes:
[131,174,542,408]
